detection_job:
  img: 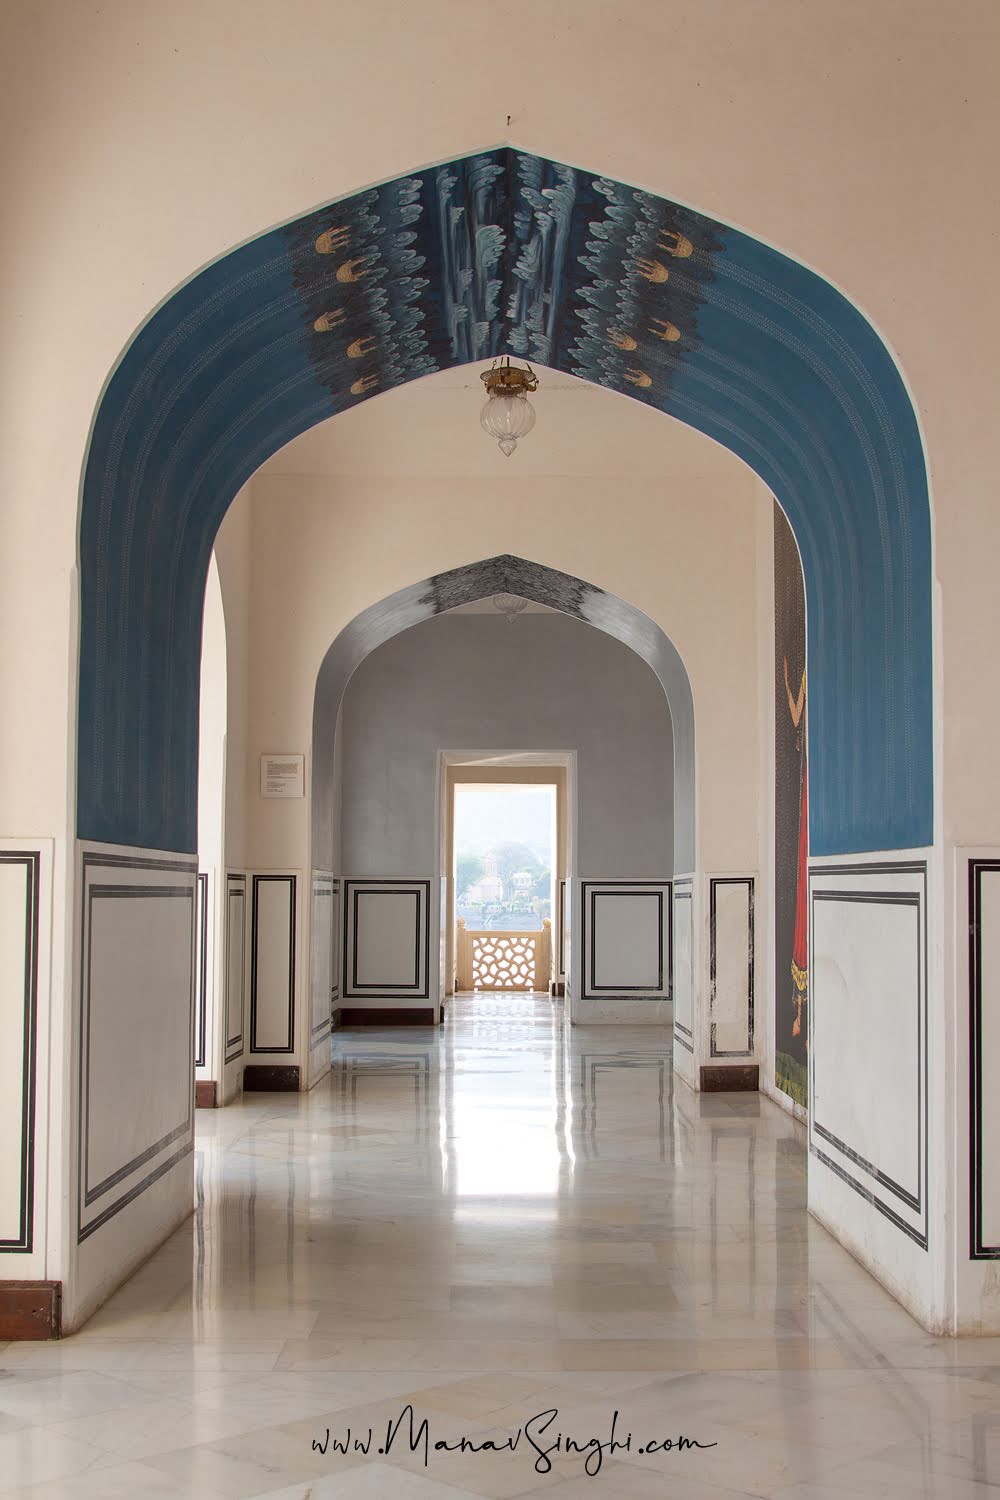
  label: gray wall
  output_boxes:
[337,612,674,877]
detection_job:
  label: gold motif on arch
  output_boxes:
[315,226,350,255]
[634,257,669,284]
[336,257,373,284]
[313,309,345,332]
[659,229,693,258]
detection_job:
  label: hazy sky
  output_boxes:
[454,785,555,862]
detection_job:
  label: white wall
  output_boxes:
[241,456,766,1065]
[195,557,227,1092]
[1,0,994,859]
[1,0,996,1335]
[337,611,674,879]
[70,846,197,1330]
[244,458,767,879]
[807,856,935,1327]
[0,843,53,1284]
[214,499,251,873]
[213,500,252,1102]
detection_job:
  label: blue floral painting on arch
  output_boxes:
[79,149,932,857]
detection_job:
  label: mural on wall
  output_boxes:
[774,503,808,1106]
[80,148,932,861]
[287,154,723,416]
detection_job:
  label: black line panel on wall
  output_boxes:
[82,888,195,1205]
[311,876,335,1042]
[78,852,197,1244]
[808,861,928,1251]
[249,874,297,1054]
[558,879,567,977]
[580,881,672,1001]
[353,891,420,990]
[331,882,341,1000]
[709,876,755,1059]
[225,875,246,1063]
[969,859,1000,1259]
[343,880,431,1000]
[0,852,40,1254]
[194,872,209,1069]
[673,880,693,1051]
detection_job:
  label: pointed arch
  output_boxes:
[78,149,932,856]
[310,554,695,875]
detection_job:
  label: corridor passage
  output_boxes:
[2,995,1000,1497]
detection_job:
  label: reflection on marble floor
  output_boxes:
[3,993,1000,1497]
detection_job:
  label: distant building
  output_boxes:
[465,873,503,906]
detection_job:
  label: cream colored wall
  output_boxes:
[0,0,995,855]
[196,557,227,1085]
[197,557,227,880]
[241,445,768,879]
[213,496,251,872]
[1,0,997,1335]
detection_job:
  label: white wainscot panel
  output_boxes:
[358,893,418,987]
[80,850,196,1242]
[250,875,296,1053]
[0,851,43,1254]
[673,881,693,1054]
[970,860,1000,1257]
[343,880,430,1000]
[809,862,926,1248]
[225,874,246,1064]
[331,883,341,1000]
[710,877,755,1057]
[581,882,671,1000]
[193,872,210,1072]
[310,873,336,1046]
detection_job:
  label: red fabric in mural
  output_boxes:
[792,759,808,1000]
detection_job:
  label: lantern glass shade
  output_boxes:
[492,592,529,623]
[480,390,536,457]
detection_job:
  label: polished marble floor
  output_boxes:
[3,992,1000,1497]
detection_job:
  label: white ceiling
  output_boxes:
[258,362,746,484]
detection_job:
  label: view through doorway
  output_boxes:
[443,756,572,1000]
[454,783,556,994]
[455,783,556,933]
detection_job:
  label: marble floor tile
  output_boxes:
[2,1461,230,1500]
[2,992,998,1497]
[0,1428,114,1493]
[0,1370,175,1428]
[252,1466,486,1498]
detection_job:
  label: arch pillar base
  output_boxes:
[672,871,758,1092]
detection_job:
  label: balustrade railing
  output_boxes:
[455,917,552,992]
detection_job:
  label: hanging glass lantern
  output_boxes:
[491,592,530,623]
[480,358,538,457]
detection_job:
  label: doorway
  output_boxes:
[440,754,574,1003]
[453,782,556,992]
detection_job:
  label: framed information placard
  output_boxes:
[260,754,304,799]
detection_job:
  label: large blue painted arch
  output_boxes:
[79,149,932,856]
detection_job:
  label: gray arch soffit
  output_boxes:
[310,555,696,872]
[313,554,692,725]
[78,147,932,855]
